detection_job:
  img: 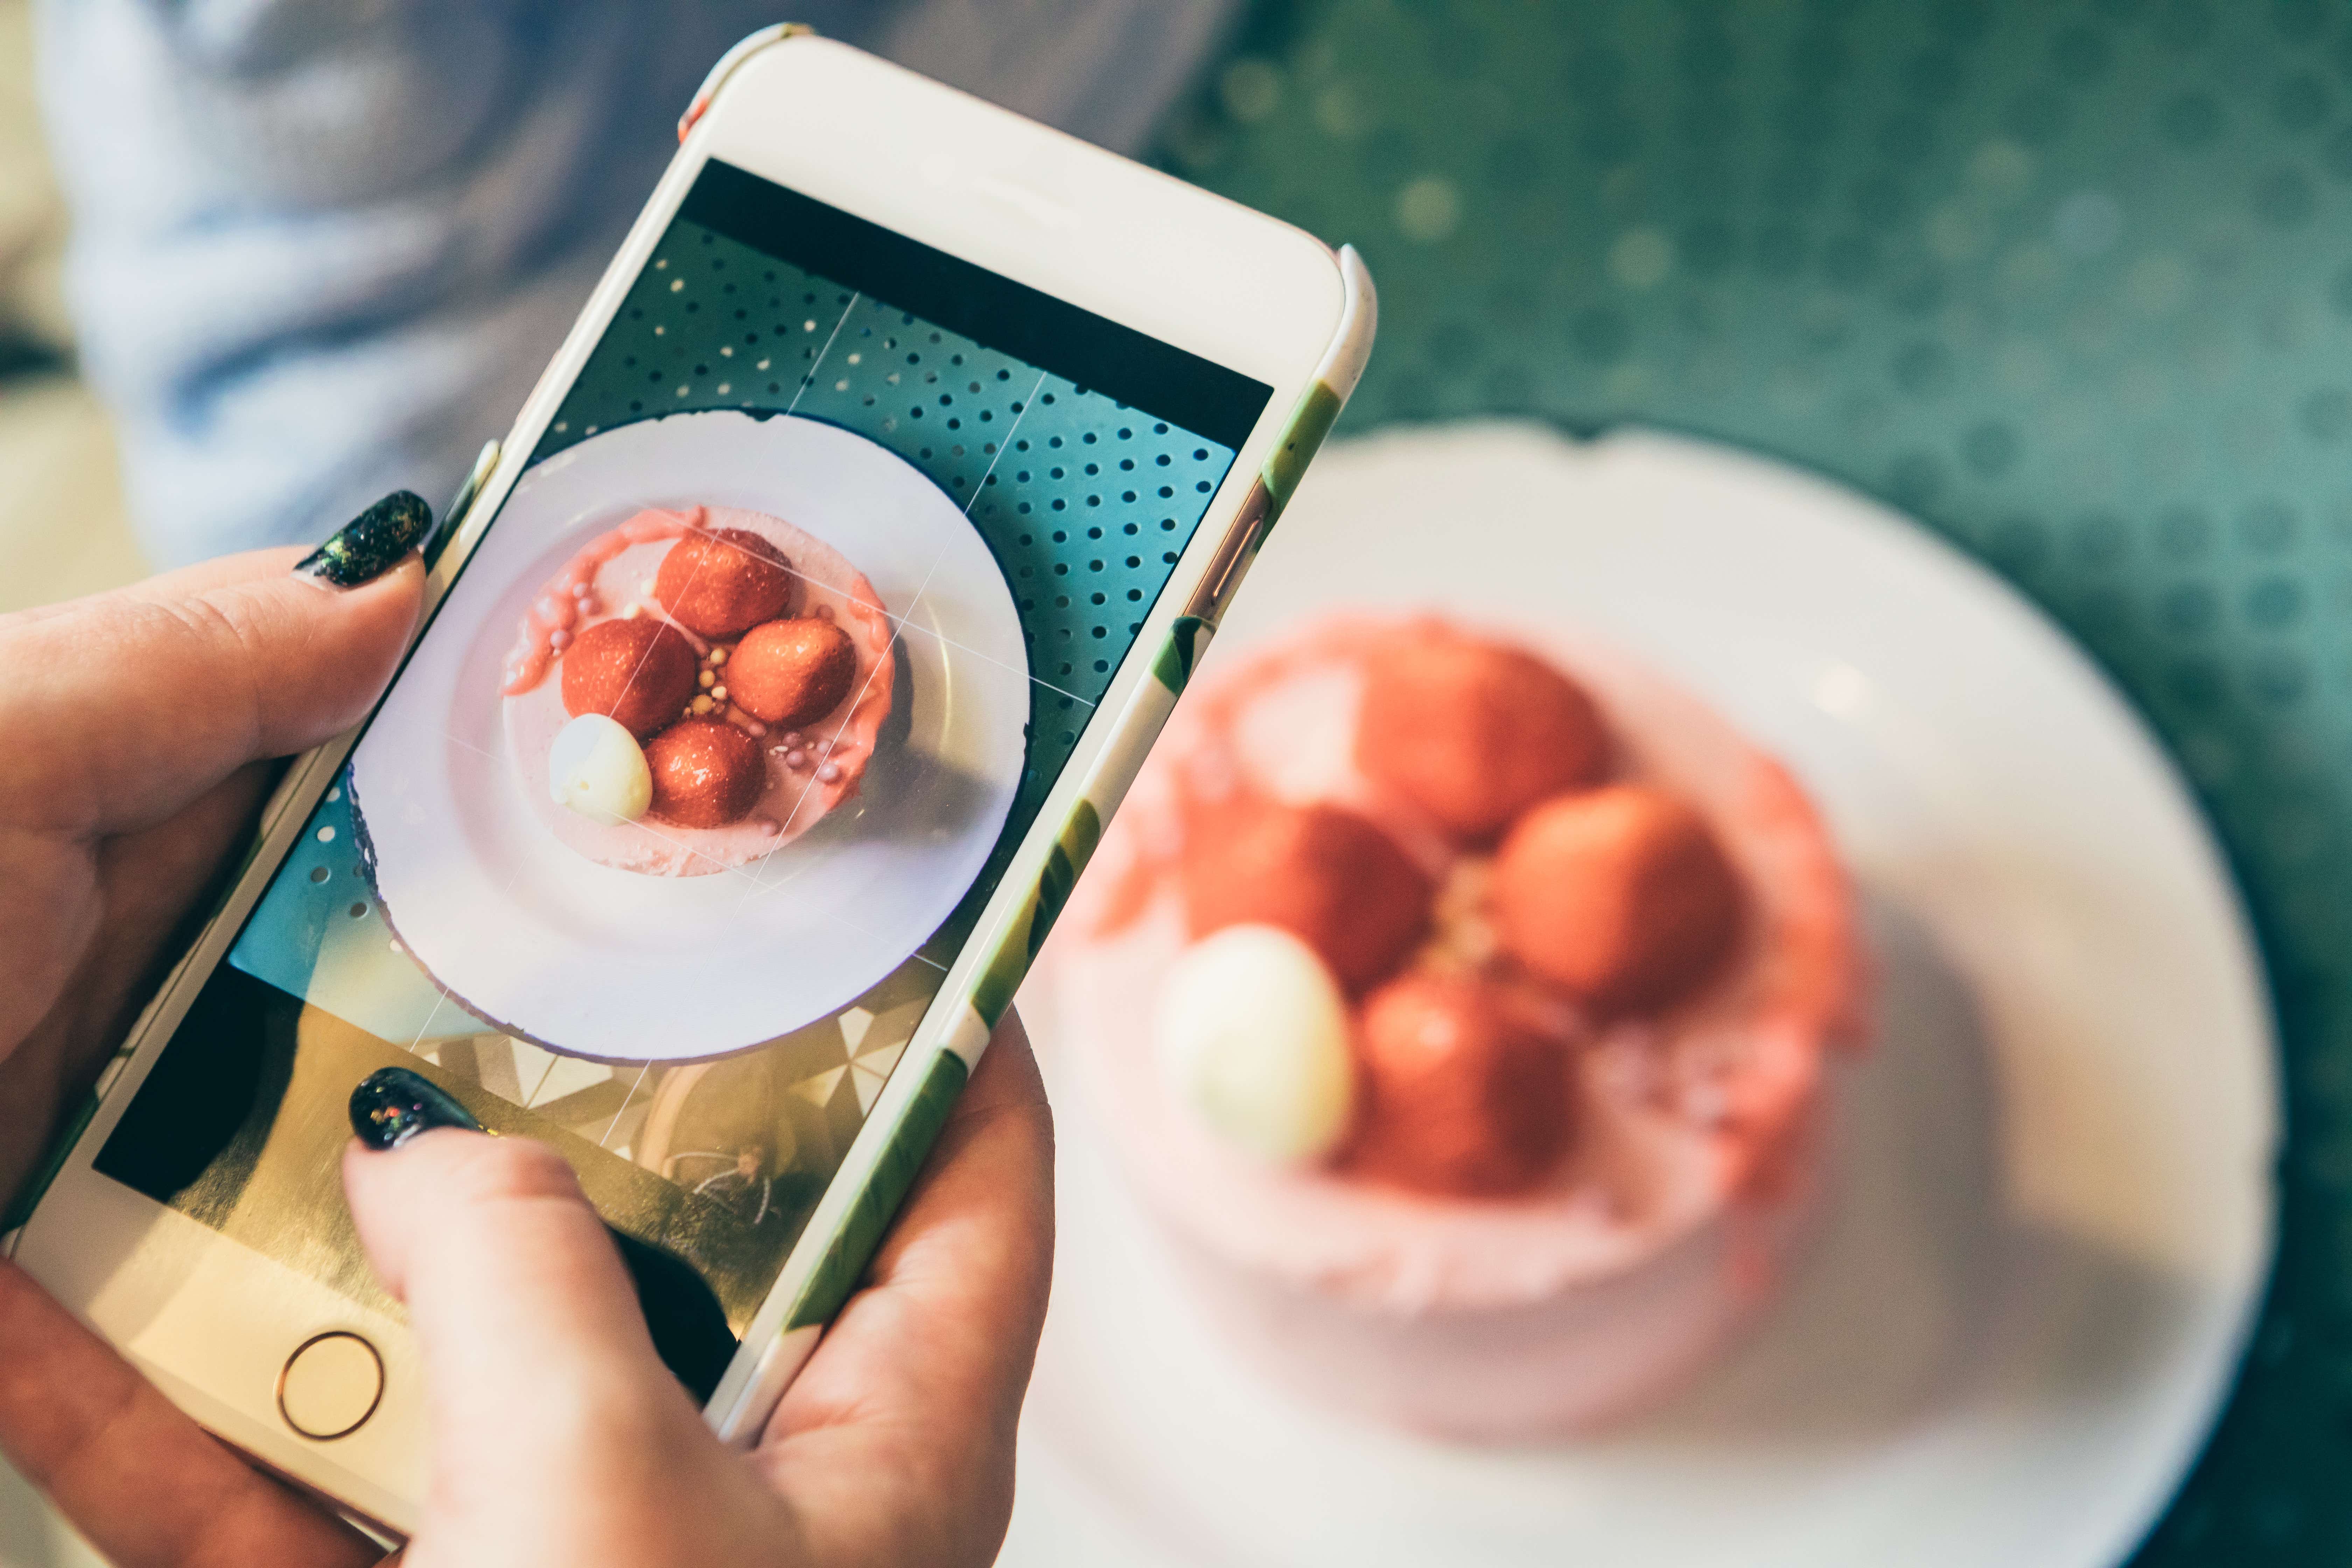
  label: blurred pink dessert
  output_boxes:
[499,504,894,876]
[1059,616,1865,1440]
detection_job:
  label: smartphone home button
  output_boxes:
[276,1331,385,1441]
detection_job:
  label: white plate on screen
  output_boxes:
[1003,423,2278,1568]
[348,411,1029,1061]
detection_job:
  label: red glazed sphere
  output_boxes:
[729,617,858,728]
[643,719,766,828]
[1354,622,1608,841]
[1180,800,1433,992]
[1490,784,1743,1014]
[656,526,794,639]
[1345,972,1570,1198]
[560,618,698,738]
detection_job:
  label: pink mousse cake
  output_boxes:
[1057,616,1865,1439]
[499,504,894,877]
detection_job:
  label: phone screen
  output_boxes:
[91,160,1272,1384]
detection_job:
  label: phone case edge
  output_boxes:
[719,243,1378,1428]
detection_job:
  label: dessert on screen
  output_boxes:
[1060,614,1867,1438]
[500,503,892,876]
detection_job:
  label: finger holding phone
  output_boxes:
[0,532,1052,1567]
[2,29,1369,1552]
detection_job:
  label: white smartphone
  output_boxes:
[4,27,1372,1534]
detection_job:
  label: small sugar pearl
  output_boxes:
[576,596,598,616]
[711,684,727,701]
[757,818,780,837]
[817,762,841,784]
[698,670,715,688]
[782,730,802,747]
[621,603,641,619]
[549,629,570,651]
[711,646,729,665]
[785,749,807,768]
[571,582,593,599]
[692,695,715,714]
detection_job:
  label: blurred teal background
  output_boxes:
[1158,1,2352,1559]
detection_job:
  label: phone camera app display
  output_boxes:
[96,163,1271,1354]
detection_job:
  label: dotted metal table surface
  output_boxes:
[1155,2,2352,1559]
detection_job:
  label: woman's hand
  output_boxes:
[0,531,427,1205]
[338,1021,1052,1568]
[0,1016,1052,1568]
[0,514,1056,1565]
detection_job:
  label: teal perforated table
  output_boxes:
[1156,2,2352,1559]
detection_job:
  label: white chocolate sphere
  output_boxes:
[547,713,653,825]
[1157,924,1355,1164]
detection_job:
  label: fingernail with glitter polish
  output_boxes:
[350,1066,483,1150]
[294,491,435,589]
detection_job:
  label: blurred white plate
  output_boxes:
[1006,423,2278,1568]
[349,412,1029,1061]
